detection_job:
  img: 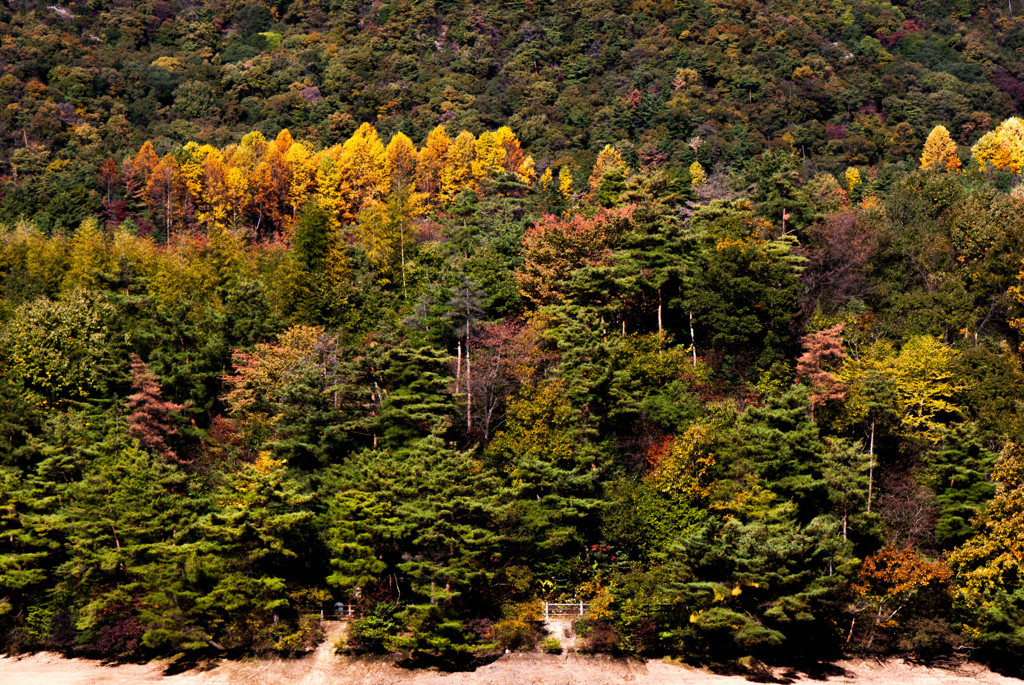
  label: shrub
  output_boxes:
[490,602,543,651]
[344,602,402,653]
[541,636,563,654]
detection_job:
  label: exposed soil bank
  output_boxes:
[2,650,1023,685]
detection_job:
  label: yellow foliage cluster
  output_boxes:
[840,336,964,443]
[845,167,862,191]
[689,161,708,186]
[587,144,628,196]
[948,443,1024,617]
[920,125,961,172]
[648,424,717,504]
[129,124,536,236]
[971,117,1024,173]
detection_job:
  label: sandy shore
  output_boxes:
[2,649,1022,685]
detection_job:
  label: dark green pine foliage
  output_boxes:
[59,431,194,655]
[683,201,805,374]
[290,200,336,325]
[617,170,696,337]
[293,200,333,273]
[739,386,828,521]
[374,343,456,449]
[750,151,814,232]
[0,466,56,646]
[263,335,350,473]
[326,433,507,653]
[324,487,396,594]
[182,454,315,651]
[0,371,38,468]
[489,379,606,570]
[132,295,230,417]
[924,423,997,549]
[0,405,112,649]
[820,438,875,544]
[454,180,532,318]
[595,166,628,208]
[2,409,196,655]
[220,277,284,353]
[665,507,853,662]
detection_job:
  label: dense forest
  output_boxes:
[3,0,1024,675]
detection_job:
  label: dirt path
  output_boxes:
[1,650,1021,685]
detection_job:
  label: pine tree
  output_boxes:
[587,144,627,199]
[373,342,456,450]
[666,506,852,662]
[487,379,604,562]
[739,385,828,520]
[325,432,507,653]
[923,422,997,549]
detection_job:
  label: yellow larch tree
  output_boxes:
[920,125,961,171]
[587,144,627,196]
[251,142,293,235]
[558,165,574,199]
[385,132,419,190]
[416,125,451,202]
[333,122,390,223]
[474,130,505,182]
[442,130,478,200]
[273,128,295,156]
[197,147,230,232]
[64,217,108,292]
[494,126,525,173]
[538,167,553,192]
[147,153,183,241]
[516,155,537,186]
[285,141,318,220]
[131,140,161,187]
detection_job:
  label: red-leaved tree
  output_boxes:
[796,323,846,421]
[126,355,188,463]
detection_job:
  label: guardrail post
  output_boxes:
[544,601,549,621]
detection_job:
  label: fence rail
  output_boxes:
[542,602,590,620]
[314,604,358,621]
[311,602,589,621]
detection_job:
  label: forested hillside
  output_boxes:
[3,0,1024,675]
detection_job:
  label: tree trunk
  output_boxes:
[465,320,472,433]
[657,288,663,335]
[400,221,407,299]
[867,420,875,514]
[455,340,462,393]
[689,310,697,367]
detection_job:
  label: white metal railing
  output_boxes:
[542,602,590,620]
[319,604,357,620]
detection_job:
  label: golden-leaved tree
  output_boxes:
[972,117,1024,174]
[124,123,534,237]
[920,125,961,171]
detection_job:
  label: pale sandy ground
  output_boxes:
[2,625,1021,685]
[2,650,1022,685]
